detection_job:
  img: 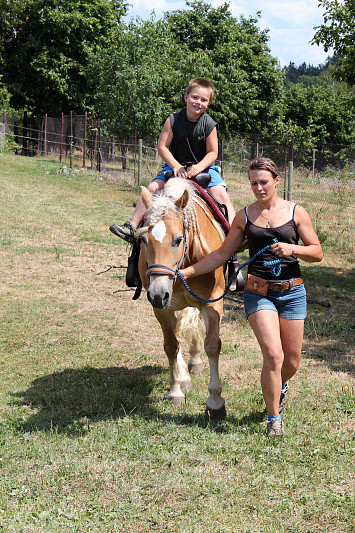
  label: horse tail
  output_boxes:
[174,307,205,346]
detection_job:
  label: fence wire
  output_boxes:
[1,112,354,252]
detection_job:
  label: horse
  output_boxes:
[137,177,227,420]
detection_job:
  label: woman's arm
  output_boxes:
[186,127,218,178]
[270,205,323,263]
[180,209,246,279]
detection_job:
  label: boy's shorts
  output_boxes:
[153,163,227,188]
[244,283,307,320]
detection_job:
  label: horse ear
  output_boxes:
[175,189,189,210]
[141,186,152,209]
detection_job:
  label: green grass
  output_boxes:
[0,153,354,532]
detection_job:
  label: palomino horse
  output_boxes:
[137,178,227,419]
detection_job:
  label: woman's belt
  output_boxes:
[268,278,303,291]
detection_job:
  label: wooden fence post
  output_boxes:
[287,161,293,201]
[69,111,73,168]
[60,113,64,163]
[220,141,224,177]
[312,149,316,182]
[44,113,47,157]
[138,138,142,186]
[83,112,87,169]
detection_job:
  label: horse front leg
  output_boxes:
[154,309,192,404]
[202,304,226,420]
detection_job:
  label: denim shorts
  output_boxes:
[153,163,227,188]
[244,283,307,319]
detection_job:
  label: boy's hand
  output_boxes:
[174,166,188,178]
[186,165,202,178]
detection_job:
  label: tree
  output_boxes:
[312,0,355,85]
[283,83,355,147]
[164,1,285,138]
[0,1,29,66]
[90,17,193,140]
[2,0,128,114]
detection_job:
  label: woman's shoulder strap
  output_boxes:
[290,202,297,219]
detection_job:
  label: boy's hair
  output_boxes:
[248,158,279,178]
[186,78,215,101]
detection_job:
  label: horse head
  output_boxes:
[137,179,192,309]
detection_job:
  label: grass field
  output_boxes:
[0,153,354,532]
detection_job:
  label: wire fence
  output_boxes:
[1,111,354,252]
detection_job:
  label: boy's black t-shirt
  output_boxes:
[169,108,217,165]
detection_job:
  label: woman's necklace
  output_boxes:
[259,208,271,228]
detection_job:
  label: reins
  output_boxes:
[144,190,283,305]
[176,238,282,304]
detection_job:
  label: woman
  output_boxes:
[179,158,323,437]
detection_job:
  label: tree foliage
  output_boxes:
[283,83,355,147]
[163,1,284,138]
[90,17,187,139]
[0,0,354,153]
[312,0,355,85]
[2,0,128,114]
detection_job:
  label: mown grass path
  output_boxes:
[0,154,353,532]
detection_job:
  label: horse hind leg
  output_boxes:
[154,309,191,405]
[175,308,204,375]
[187,331,204,375]
[177,347,192,393]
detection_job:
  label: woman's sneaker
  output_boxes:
[279,382,289,413]
[267,417,285,437]
[110,221,136,243]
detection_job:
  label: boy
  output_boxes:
[110,77,243,290]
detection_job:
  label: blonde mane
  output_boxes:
[136,178,225,257]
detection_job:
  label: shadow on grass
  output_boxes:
[302,264,354,375]
[10,364,267,437]
[302,264,354,292]
[11,365,165,435]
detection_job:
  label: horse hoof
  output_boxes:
[168,395,185,405]
[205,405,226,421]
[180,379,193,393]
[188,362,204,375]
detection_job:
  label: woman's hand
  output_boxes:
[178,266,193,280]
[270,242,294,257]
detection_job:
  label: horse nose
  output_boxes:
[147,290,170,309]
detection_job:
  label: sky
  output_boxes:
[124,0,331,67]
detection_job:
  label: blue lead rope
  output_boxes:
[176,238,282,303]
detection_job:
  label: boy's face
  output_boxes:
[184,86,211,121]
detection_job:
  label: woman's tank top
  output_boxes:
[245,203,301,280]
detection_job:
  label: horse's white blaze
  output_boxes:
[151,220,166,243]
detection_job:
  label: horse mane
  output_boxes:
[138,178,225,258]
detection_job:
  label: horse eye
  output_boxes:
[141,235,148,245]
[172,236,183,247]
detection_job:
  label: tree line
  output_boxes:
[1,0,354,153]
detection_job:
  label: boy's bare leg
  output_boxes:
[208,185,235,224]
[131,179,164,228]
[110,179,165,242]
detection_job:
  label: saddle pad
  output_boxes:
[190,181,230,234]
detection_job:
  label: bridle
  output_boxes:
[145,223,188,282]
